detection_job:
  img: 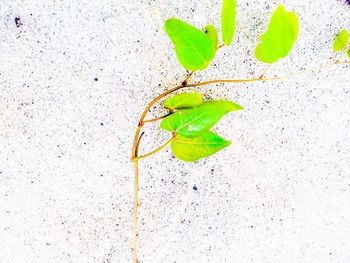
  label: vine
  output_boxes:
[130,1,350,262]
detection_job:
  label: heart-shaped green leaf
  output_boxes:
[160,100,243,137]
[171,131,231,162]
[221,0,237,46]
[255,4,299,64]
[164,92,202,110]
[333,29,349,52]
[164,18,217,71]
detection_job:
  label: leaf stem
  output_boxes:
[143,113,172,123]
[217,43,225,50]
[135,132,145,156]
[133,136,175,161]
[258,65,272,79]
[182,71,195,85]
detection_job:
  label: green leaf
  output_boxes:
[204,25,218,48]
[164,92,203,110]
[165,18,217,70]
[221,0,237,45]
[171,131,231,162]
[160,100,243,137]
[333,29,349,52]
[254,4,299,64]
[347,49,350,59]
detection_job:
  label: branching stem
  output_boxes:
[130,71,194,263]
[130,58,349,262]
[182,71,195,85]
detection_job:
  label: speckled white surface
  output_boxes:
[1,0,350,262]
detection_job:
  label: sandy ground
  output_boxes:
[1,0,350,262]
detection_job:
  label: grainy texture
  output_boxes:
[0,0,350,263]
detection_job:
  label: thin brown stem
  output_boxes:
[131,132,143,263]
[217,43,225,50]
[143,113,172,123]
[133,136,175,161]
[186,61,349,88]
[258,65,272,79]
[182,71,195,85]
[135,132,145,156]
[132,160,139,263]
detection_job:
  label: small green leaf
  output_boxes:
[333,29,349,52]
[221,0,237,45]
[255,4,299,64]
[164,92,203,110]
[165,18,217,70]
[204,25,218,48]
[160,101,243,137]
[171,131,231,162]
[347,49,350,59]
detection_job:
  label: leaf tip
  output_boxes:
[227,101,244,111]
[224,139,232,147]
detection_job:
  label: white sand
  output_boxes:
[1,0,350,262]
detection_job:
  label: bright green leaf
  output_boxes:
[171,131,231,162]
[164,18,217,70]
[204,25,218,48]
[255,4,299,64]
[164,92,203,110]
[160,101,243,137]
[333,29,349,52]
[221,0,236,45]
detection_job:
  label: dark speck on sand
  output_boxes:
[15,17,22,27]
